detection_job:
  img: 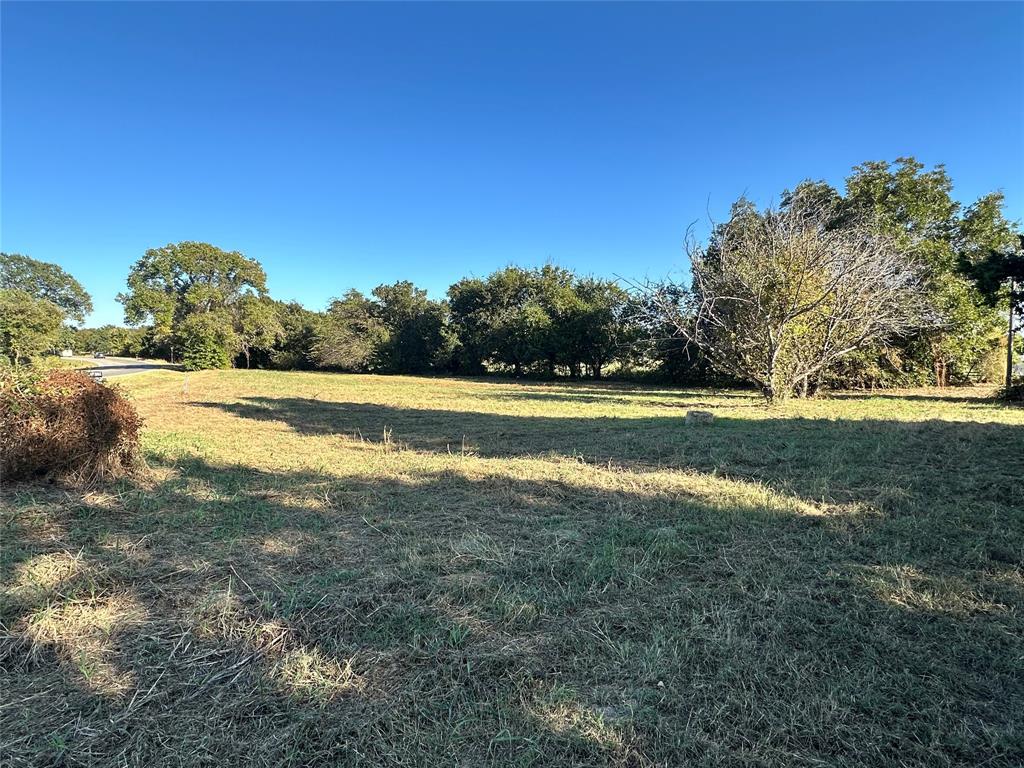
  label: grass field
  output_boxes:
[2,371,1023,767]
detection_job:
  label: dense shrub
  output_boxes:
[1,369,142,482]
[176,312,237,371]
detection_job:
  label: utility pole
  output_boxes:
[1008,276,1017,391]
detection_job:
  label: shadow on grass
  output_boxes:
[828,390,1003,405]
[449,376,755,397]
[193,396,1023,514]
[2,442,1023,766]
[481,389,764,409]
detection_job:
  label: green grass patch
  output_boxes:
[1,371,1022,766]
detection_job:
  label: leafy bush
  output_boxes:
[176,312,237,371]
[268,350,305,371]
[1,369,142,482]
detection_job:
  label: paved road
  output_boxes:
[67,355,180,378]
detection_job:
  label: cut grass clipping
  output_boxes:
[2,369,1022,767]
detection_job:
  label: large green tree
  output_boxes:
[570,278,634,380]
[486,268,550,377]
[964,232,1024,387]
[314,290,388,372]
[271,301,324,370]
[788,158,1011,386]
[371,282,454,374]
[0,253,93,323]
[532,265,577,377]
[311,283,453,374]
[446,277,492,373]
[0,289,64,364]
[118,242,269,368]
[236,296,284,369]
[447,266,554,377]
[447,265,636,378]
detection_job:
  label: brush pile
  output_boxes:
[1,368,142,482]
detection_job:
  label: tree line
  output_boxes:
[2,157,1021,398]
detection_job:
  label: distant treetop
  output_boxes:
[0,252,93,323]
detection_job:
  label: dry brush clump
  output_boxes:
[0,368,142,483]
[644,191,938,402]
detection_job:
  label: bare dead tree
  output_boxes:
[644,193,936,402]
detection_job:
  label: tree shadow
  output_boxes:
[484,389,762,409]
[827,390,1002,405]
[3,443,1022,766]
[193,396,1023,514]
[450,375,756,398]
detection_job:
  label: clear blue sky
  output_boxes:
[2,2,1022,326]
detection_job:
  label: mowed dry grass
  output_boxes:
[2,370,1023,767]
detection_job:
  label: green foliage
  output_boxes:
[314,290,387,372]
[486,267,549,376]
[958,195,1020,270]
[176,312,237,371]
[371,282,453,374]
[14,156,1014,391]
[843,158,958,250]
[0,289,64,364]
[846,159,1010,384]
[71,325,153,357]
[632,290,727,384]
[118,327,148,358]
[0,253,93,323]
[236,296,284,368]
[925,271,1005,384]
[533,265,584,377]
[568,277,634,379]
[446,277,492,373]
[73,325,113,355]
[270,301,323,370]
[447,266,636,378]
[310,284,455,375]
[313,269,639,380]
[785,158,1015,386]
[55,324,77,353]
[670,189,932,401]
[965,233,1024,315]
[118,242,268,370]
[119,241,267,332]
